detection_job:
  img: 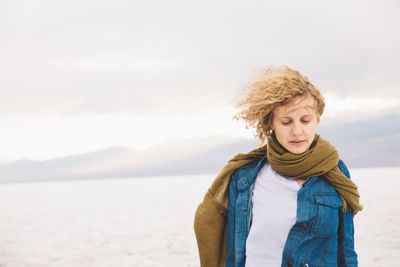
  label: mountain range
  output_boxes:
[1,112,399,183]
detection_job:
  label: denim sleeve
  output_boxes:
[337,159,359,267]
[226,171,238,267]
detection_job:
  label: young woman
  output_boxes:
[194,66,363,267]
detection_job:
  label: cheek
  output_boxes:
[306,124,318,137]
[274,127,289,141]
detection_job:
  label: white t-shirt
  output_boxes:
[245,162,300,267]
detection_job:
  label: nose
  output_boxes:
[291,121,303,136]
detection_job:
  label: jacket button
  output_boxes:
[300,223,307,228]
[287,260,293,266]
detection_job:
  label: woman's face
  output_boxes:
[271,96,320,154]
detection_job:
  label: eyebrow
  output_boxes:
[278,114,313,119]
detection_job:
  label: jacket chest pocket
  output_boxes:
[312,194,342,237]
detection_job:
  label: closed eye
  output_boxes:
[280,120,310,125]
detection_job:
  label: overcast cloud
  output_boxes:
[0,0,399,160]
[1,0,399,118]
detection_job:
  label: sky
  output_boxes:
[0,0,399,161]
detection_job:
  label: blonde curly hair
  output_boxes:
[233,65,325,145]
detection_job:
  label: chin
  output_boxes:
[287,144,308,154]
[291,149,307,154]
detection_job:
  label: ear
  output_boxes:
[268,114,275,130]
[269,120,275,130]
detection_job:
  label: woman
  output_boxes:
[194,66,362,267]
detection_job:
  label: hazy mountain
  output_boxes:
[318,112,400,167]
[0,112,399,183]
[0,135,249,182]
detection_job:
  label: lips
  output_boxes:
[290,140,305,146]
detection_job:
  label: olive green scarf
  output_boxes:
[266,132,363,215]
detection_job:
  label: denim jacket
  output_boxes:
[226,156,358,267]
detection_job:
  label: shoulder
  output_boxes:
[230,157,267,191]
[308,159,350,193]
[337,159,351,179]
[231,157,265,179]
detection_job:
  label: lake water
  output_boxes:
[0,167,399,266]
